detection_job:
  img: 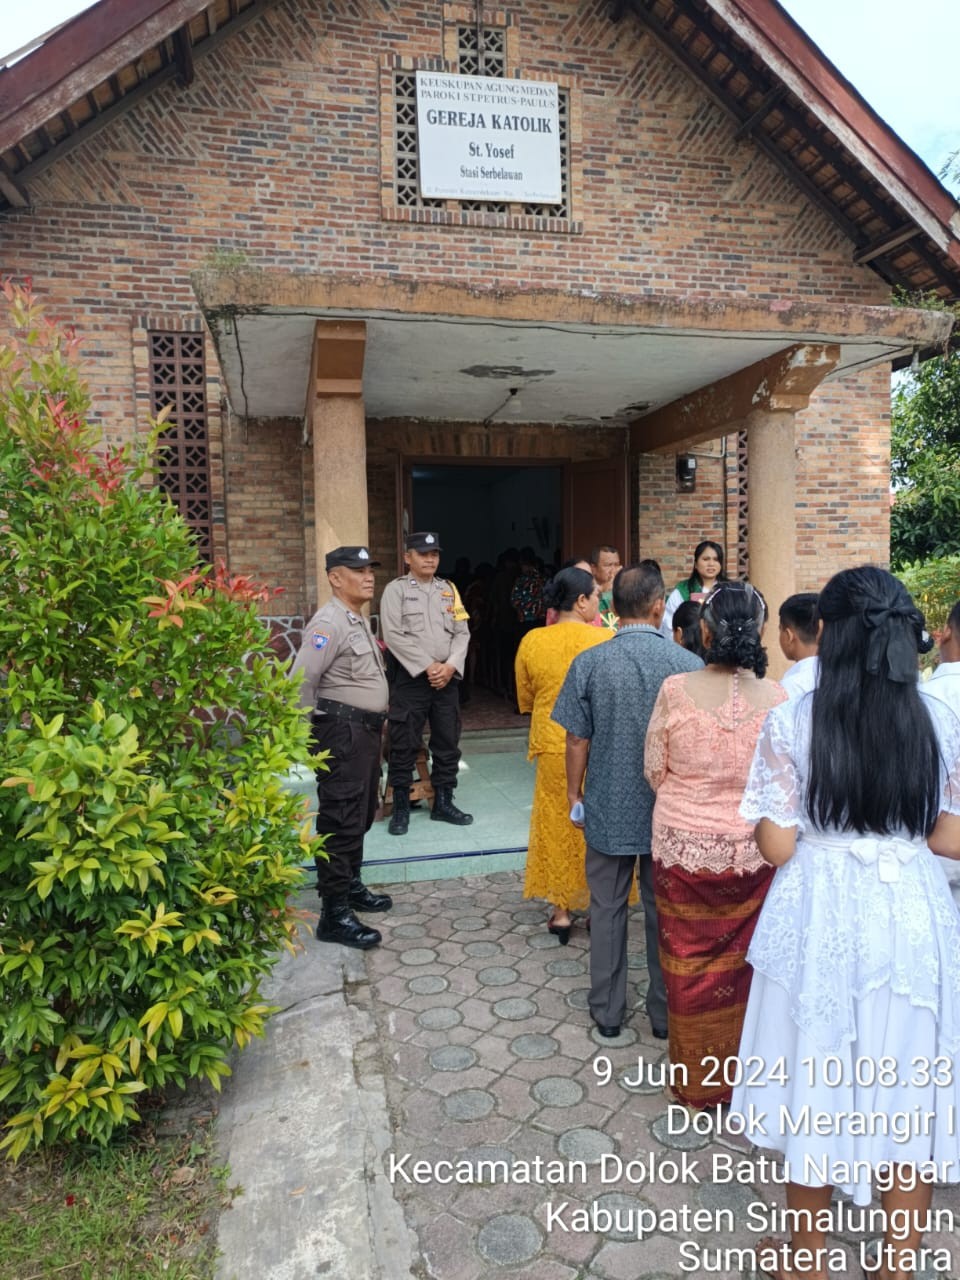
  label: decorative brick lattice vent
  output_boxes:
[736,428,749,578]
[148,332,214,561]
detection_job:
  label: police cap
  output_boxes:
[325,545,380,571]
[405,531,443,553]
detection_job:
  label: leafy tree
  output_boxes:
[0,280,321,1157]
[897,554,960,638]
[890,300,960,569]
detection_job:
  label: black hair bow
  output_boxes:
[862,602,921,682]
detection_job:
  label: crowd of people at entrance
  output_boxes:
[291,532,960,1280]
[449,543,622,705]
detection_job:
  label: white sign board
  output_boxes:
[415,71,562,203]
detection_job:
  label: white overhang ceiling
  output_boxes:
[211,307,921,430]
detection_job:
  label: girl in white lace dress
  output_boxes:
[731,567,960,1280]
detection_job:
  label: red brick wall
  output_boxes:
[637,368,890,593]
[0,0,893,611]
[794,366,891,581]
[637,443,729,592]
[224,415,308,611]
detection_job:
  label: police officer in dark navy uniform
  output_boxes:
[380,531,473,835]
[291,546,391,950]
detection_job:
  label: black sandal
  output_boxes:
[547,915,571,946]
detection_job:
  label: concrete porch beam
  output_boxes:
[192,269,952,349]
[630,342,841,453]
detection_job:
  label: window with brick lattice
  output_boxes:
[393,25,569,219]
[148,332,214,562]
[736,429,749,578]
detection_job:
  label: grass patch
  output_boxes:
[0,1094,228,1280]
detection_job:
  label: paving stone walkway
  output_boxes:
[361,870,958,1280]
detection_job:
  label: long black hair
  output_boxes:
[685,539,726,595]
[808,566,938,837]
[701,581,768,677]
[542,566,595,613]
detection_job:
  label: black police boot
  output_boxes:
[348,876,393,913]
[388,788,410,836]
[316,895,381,950]
[430,787,473,826]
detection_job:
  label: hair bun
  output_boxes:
[701,580,768,677]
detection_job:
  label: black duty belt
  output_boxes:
[313,696,386,732]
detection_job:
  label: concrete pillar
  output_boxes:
[307,321,367,607]
[745,406,797,680]
[312,396,369,606]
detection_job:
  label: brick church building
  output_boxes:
[1,0,958,664]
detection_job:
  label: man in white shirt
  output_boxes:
[923,599,960,719]
[778,592,820,700]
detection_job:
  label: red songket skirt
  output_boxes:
[653,858,773,1108]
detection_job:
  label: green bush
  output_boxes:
[0,280,322,1158]
[897,554,960,636]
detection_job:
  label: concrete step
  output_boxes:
[458,726,529,754]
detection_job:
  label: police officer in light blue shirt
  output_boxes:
[380,532,473,835]
[291,546,391,950]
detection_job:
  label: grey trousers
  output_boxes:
[585,844,667,1031]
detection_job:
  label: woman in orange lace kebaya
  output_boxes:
[515,566,618,943]
[644,582,785,1109]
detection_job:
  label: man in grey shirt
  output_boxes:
[552,561,703,1039]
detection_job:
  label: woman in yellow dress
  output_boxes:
[515,566,614,943]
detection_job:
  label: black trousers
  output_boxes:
[387,669,462,790]
[310,716,382,897]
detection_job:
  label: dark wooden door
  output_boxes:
[564,457,629,562]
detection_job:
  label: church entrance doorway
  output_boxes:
[399,455,628,730]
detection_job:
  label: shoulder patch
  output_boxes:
[312,631,330,650]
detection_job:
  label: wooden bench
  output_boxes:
[378,743,434,820]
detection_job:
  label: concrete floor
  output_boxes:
[287,730,535,884]
[216,871,960,1280]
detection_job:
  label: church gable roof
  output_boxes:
[2,0,958,303]
[0,0,281,212]
[615,0,960,301]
